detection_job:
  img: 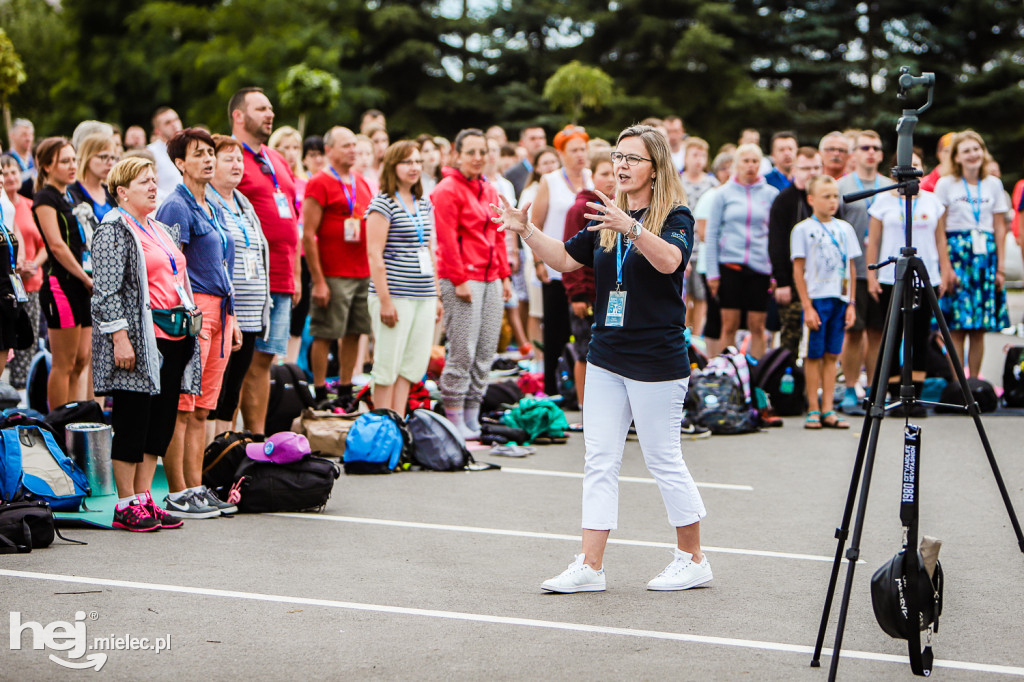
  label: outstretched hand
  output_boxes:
[490,194,531,236]
[583,190,633,234]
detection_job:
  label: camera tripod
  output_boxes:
[809,69,1024,680]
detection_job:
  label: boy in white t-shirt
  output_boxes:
[791,175,862,429]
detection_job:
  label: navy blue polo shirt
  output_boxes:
[564,205,694,382]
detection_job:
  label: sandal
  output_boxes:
[804,411,822,429]
[821,411,850,429]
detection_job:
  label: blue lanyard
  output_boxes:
[394,193,425,245]
[240,141,280,191]
[120,209,179,276]
[328,167,356,214]
[616,212,641,287]
[562,169,577,193]
[812,216,846,272]
[962,178,982,226]
[0,203,14,270]
[10,151,32,173]
[902,196,919,225]
[63,190,89,245]
[854,175,880,209]
[210,187,251,248]
[180,184,229,260]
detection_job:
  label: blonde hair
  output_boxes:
[806,174,837,196]
[599,125,687,252]
[76,133,116,180]
[950,130,989,180]
[735,143,763,162]
[107,157,155,203]
[268,126,303,175]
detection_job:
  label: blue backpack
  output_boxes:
[0,426,90,511]
[342,409,412,475]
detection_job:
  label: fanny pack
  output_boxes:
[152,306,203,337]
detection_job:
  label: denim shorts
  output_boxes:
[254,292,292,356]
[806,297,847,359]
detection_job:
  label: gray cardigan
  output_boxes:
[91,211,202,396]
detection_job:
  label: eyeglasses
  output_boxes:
[96,154,120,163]
[610,152,652,167]
[397,159,423,166]
[823,147,848,154]
[858,145,882,152]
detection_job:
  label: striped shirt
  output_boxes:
[366,194,437,298]
[214,191,269,332]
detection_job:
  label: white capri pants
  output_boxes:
[582,363,706,530]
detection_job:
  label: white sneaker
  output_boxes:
[647,548,713,591]
[541,554,606,593]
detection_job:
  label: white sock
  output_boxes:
[464,405,481,431]
[116,495,137,510]
[168,491,188,502]
[189,486,205,495]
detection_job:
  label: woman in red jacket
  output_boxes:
[432,128,512,439]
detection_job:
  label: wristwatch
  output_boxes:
[625,220,642,241]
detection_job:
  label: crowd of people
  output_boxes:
[1,96,1021,564]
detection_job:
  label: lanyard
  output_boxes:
[962,178,982,226]
[210,187,251,248]
[854,175,880,209]
[240,141,280,191]
[76,182,111,219]
[901,196,919,226]
[394,193,425,245]
[812,216,846,270]
[10,151,31,173]
[120,209,179,277]
[616,212,643,288]
[562,169,578,194]
[0,203,14,270]
[63,190,89,244]
[328,167,356,214]
[180,184,229,260]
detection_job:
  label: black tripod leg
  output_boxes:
[825,277,908,681]
[922,284,1024,551]
[811,286,896,667]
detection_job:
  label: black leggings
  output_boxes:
[542,280,570,395]
[110,337,194,463]
[210,330,259,421]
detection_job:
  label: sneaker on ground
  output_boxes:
[647,548,713,591]
[140,491,183,529]
[680,417,711,439]
[112,498,161,532]
[541,554,606,593]
[163,491,221,519]
[202,487,238,515]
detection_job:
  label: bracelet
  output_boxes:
[523,223,536,241]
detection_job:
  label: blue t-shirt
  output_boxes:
[155,184,235,308]
[765,168,792,191]
[564,205,694,382]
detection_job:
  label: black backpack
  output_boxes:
[266,363,315,435]
[407,409,471,471]
[752,347,807,416]
[232,455,341,513]
[1002,346,1024,407]
[0,500,85,554]
[203,431,261,490]
[481,380,523,412]
[27,350,50,415]
[934,377,998,414]
[43,401,106,452]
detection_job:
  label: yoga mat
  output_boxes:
[55,463,171,530]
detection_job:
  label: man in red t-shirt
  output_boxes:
[230,87,301,434]
[302,126,373,406]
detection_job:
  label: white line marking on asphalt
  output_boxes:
[1,569,1019,677]
[499,467,754,491]
[267,513,862,563]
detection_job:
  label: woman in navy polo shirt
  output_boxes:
[494,124,711,594]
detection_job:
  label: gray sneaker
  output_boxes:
[163,491,221,519]
[201,487,237,515]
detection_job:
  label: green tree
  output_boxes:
[0,28,26,139]
[278,64,341,137]
[543,60,614,124]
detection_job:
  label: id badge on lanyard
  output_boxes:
[971,229,988,256]
[10,274,28,303]
[81,250,93,274]
[274,191,292,219]
[606,289,626,327]
[175,282,197,312]
[244,253,260,280]
[344,217,361,243]
[417,246,434,275]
